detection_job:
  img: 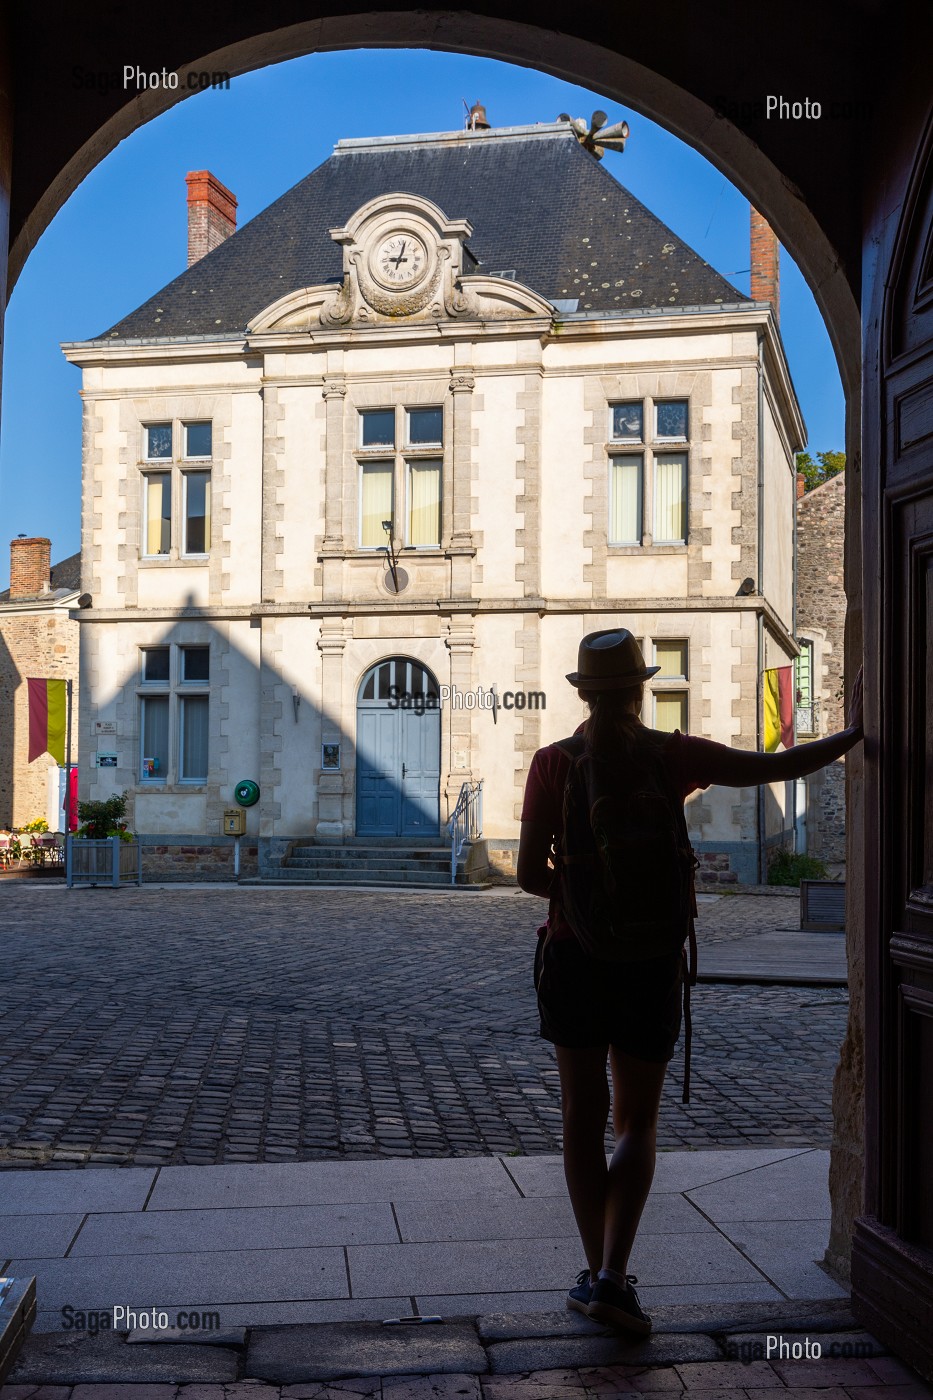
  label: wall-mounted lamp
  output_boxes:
[291,684,300,722]
[382,519,402,594]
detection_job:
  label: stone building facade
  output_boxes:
[0,537,80,829]
[795,470,847,865]
[63,121,805,883]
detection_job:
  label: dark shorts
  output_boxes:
[533,934,684,1061]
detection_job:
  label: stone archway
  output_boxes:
[0,2,865,1297]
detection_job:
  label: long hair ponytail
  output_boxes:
[580,684,646,762]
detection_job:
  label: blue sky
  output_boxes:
[0,48,844,587]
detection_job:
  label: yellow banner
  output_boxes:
[46,679,67,766]
[763,669,781,753]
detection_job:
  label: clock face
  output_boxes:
[373,233,429,289]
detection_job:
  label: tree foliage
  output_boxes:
[795,449,845,492]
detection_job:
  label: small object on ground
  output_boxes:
[381,1314,443,1325]
[587,1273,652,1335]
[567,1267,595,1315]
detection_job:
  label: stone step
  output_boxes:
[288,845,448,859]
[257,867,454,886]
[284,854,450,872]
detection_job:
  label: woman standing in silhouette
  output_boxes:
[517,629,863,1333]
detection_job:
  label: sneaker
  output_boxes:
[587,1274,651,1335]
[566,1268,595,1315]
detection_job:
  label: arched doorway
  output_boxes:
[356,657,441,837]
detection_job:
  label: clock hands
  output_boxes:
[389,240,408,270]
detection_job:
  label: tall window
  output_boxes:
[140,421,214,559]
[138,644,210,784]
[608,399,690,547]
[651,639,689,733]
[357,406,443,549]
[654,453,687,543]
[795,639,816,734]
[609,456,643,544]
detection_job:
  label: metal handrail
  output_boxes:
[447,779,483,885]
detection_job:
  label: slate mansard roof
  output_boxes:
[101,123,746,341]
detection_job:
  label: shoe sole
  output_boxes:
[586,1299,652,1335]
[566,1296,591,1316]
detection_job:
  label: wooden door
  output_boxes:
[852,100,933,1380]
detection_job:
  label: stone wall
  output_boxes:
[796,472,847,863]
[140,837,258,881]
[0,605,79,829]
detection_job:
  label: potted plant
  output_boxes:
[70,791,141,886]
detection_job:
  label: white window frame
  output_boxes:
[138,418,214,561]
[355,404,446,550]
[359,459,395,550]
[406,457,443,548]
[143,422,173,462]
[608,453,644,545]
[182,421,213,461]
[608,400,645,444]
[654,398,690,443]
[653,451,689,545]
[181,469,211,557]
[136,644,210,787]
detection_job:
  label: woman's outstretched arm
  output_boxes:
[687,665,864,788]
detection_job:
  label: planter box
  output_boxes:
[67,837,142,888]
[800,878,846,931]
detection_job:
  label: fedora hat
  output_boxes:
[566,628,660,690]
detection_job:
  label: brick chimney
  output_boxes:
[10,536,51,599]
[185,171,237,267]
[750,206,780,321]
[796,471,806,499]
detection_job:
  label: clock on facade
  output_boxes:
[371,232,429,289]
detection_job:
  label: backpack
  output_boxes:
[553,729,700,1102]
[555,730,697,962]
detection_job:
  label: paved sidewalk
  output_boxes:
[4,1149,931,1396]
[3,1148,844,1336]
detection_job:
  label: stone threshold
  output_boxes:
[6,1298,892,1387]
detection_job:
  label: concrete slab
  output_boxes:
[6,1331,239,1385]
[349,1229,765,1299]
[246,1320,487,1383]
[715,1219,848,1299]
[501,1149,806,1199]
[485,1331,721,1373]
[8,1245,348,1311]
[381,1377,482,1400]
[687,1149,830,1222]
[70,1202,399,1256]
[147,1157,517,1211]
[620,1280,784,1307]
[0,1214,84,1259]
[0,1168,156,1216]
[473,1297,855,1343]
[395,1192,712,1243]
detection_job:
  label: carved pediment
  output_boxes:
[247,192,556,335]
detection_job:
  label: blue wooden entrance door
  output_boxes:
[356,659,440,837]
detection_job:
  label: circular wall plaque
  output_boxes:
[382,566,410,594]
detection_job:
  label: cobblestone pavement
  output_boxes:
[0,888,848,1169]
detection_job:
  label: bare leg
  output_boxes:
[601,1048,668,1276]
[554,1043,611,1280]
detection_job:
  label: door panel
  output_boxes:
[356,709,400,836]
[399,707,440,836]
[852,98,933,1379]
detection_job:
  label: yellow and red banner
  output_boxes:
[27,678,67,765]
[764,667,794,752]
